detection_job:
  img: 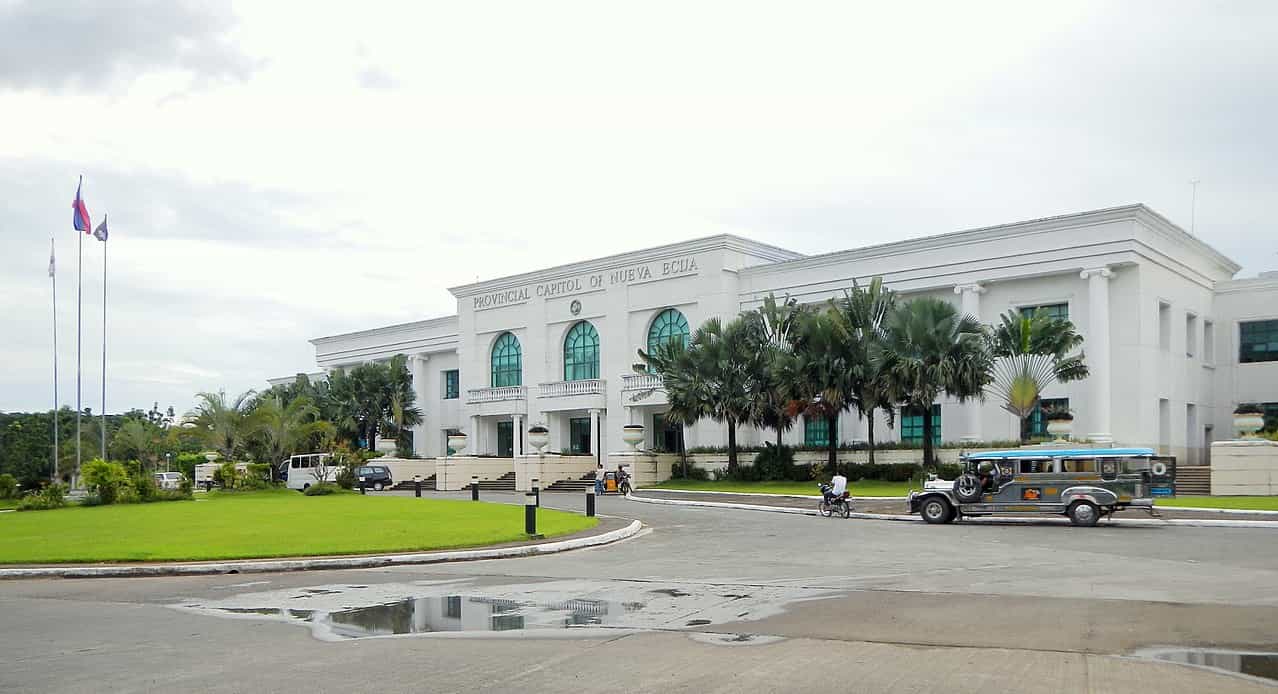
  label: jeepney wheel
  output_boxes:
[1068,501,1100,527]
[954,474,983,504]
[921,497,954,524]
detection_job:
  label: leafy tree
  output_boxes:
[187,390,258,460]
[110,418,161,471]
[325,355,421,452]
[831,277,897,464]
[744,294,802,451]
[988,310,1089,438]
[875,297,993,467]
[786,307,854,474]
[251,395,333,478]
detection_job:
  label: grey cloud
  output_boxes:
[0,0,259,92]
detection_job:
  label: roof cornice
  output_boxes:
[448,234,802,297]
[1129,205,1241,275]
[1216,277,1278,294]
[310,314,459,345]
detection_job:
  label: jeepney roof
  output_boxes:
[963,447,1155,460]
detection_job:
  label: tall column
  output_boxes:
[410,354,429,457]
[954,283,986,443]
[1081,267,1114,443]
[512,413,524,457]
[589,408,601,461]
[470,415,481,455]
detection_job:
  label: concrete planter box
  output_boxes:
[1210,440,1278,495]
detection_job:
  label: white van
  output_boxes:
[283,453,337,491]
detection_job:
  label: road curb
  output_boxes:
[0,519,643,580]
[626,494,1278,529]
[639,488,906,501]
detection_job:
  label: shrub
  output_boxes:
[133,473,159,502]
[752,444,796,481]
[213,461,241,489]
[0,473,17,499]
[246,463,273,482]
[304,483,341,496]
[82,459,131,505]
[17,483,67,511]
[178,477,194,497]
[681,464,710,481]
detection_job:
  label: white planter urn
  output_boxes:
[527,426,550,454]
[1234,413,1265,439]
[1046,418,1073,442]
[447,432,468,455]
[621,424,645,451]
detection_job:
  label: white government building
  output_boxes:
[276,204,1278,482]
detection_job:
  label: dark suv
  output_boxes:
[356,465,393,491]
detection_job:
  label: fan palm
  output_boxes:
[252,395,333,478]
[988,310,1088,436]
[875,298,993,467]
[187,389,257,460]
[787,307,854,473]
[831,277,896,465]
[746,294,802,451]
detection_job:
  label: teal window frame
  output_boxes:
[1020,303,1069,321]
[569,417,591,454]
[901,404,941,445]
[1240,320,1278,364]
[1263,403,1278,433]
[490,332,522,387]
[563,321,600,381]
[804,417,830,447]
[1023,397,1069,440]
[647,308,690,356]
[443,370,460,400]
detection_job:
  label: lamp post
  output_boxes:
[445,431,468,493]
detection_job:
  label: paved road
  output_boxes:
[3,492,1277,692]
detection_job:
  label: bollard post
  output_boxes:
[358,476,366,495]
[525,492,540,537]
[585,486,595,517]
[532,477,540,508]
[413,474,422,498]
[471,476,480,501]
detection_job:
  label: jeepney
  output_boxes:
[907,448,1174,527]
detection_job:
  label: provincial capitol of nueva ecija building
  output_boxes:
[271,204,1278,491]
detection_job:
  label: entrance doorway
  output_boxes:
[569,417,591,455]
[497,421,514,458]
[653,413,684,453]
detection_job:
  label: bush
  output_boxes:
[178,477,194,497]
[0,473,17,499]
[17,483,67,511]
[246,463,273,482]
[303,483,341,496]
[133,473,159,502]
[82,459,131,505]
[213,461,241,489]
[681,464,710,481]
[752,444,796,481]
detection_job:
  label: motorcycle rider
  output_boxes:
[826,472,848,503]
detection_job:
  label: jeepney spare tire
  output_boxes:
[954,474,983,504]
[1151,461,1167,477]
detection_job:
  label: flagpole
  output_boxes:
[100,228,107,461]
[76,208,83,475]
[51,236,59,483]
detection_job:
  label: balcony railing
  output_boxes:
[538,379,606,398]
[466,386,527,404]
[620,373,664,392]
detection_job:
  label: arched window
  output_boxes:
[490,332,522,387]
[563,321,600,381]
[647,308,690,355]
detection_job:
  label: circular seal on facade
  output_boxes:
[1151,461,1167,476]
[570,299,582,316]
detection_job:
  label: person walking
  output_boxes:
[594,463,605,496]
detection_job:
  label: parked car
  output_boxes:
[356,465,393,491]
[153,471,185,490]
[908,447,1171,527]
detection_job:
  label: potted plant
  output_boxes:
[621,424,645,451]
[1043,407,1074,443]
[526,425,550,454]
[1233,404,1266,439]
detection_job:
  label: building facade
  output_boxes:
[292,205,1278,467]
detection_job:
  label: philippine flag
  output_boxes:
[72,176,92,235]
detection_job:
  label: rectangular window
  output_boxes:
[1020,303,1068,321]
[1264,403,1278,433]
[1022,397,1069,441]
[1239,319,1278,364]
[1158,301,1171,351]
[445,596,462,619]
[569,417,591,455]
[804,417,830,447]
[443,370,460,399]
[1185,314,1197,358]
[900,404,941,445]
[1158,399,1170,455]
[1203,320,1215,363]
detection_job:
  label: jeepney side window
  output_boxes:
[1019,459,1049,474]
[1063,458,1097,473]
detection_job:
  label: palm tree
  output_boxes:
[325,354,422,452]
[252,395,332,478]
[109,418,160,470]
[787,307,854,474]
[641,316,756,472]
[988,309,1089,439]
[832,277,896,465]
[745,295,802,451]
[188,390,257,460]
[875,298,993,467]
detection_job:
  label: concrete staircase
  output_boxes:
[391,474,435,492]
[466,472,516,492]
[1176,466,1211,495]
[545,472,596,493]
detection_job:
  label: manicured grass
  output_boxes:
[1155,496,1278,511]
[0,489,597,564]
[0,499,19,511]
[646,479,914,497]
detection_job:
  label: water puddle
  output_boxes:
[173,579,828,642]
[1133,648,1278,685]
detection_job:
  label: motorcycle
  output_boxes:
[818,483,851,519]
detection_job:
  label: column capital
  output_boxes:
[1080,267,1114,280]
[953,282,987,295]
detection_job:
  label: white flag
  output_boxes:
[48,238,55,278]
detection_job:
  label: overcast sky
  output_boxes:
[1,1,1275,415]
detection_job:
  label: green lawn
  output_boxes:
[646,479,913,497]
[0,489,597,564]
[0,499,19,511]
[1156,496,1278,511]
